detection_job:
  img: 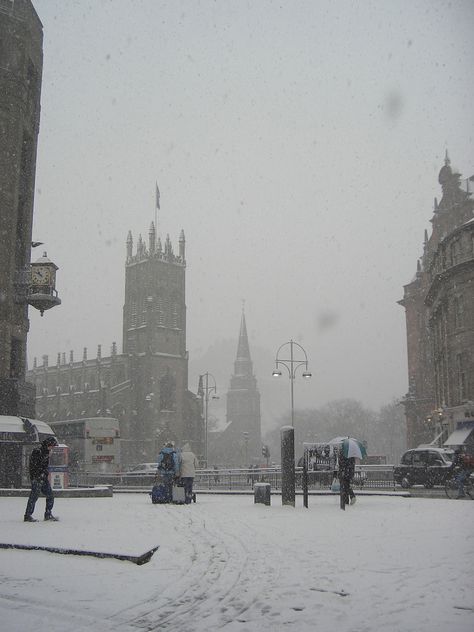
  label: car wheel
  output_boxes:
[401,477,411,488]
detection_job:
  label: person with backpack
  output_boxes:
[24,436,59,522]
[156,441,180,502]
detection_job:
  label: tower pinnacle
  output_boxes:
[236,309,251,368]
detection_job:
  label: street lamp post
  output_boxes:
[198,372,218,468]
[243,431,249,466]
[272,339,312,427]
[273,339,311,507]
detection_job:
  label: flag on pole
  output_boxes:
[155,183,160,210]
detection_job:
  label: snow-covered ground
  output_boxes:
[0,492,472,631]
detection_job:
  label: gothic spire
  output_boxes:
[234,308,252,376]
[126,230,133,260]
[179,229,185,260]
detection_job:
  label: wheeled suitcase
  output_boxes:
[172,484,186,504]
[150,483,169,504]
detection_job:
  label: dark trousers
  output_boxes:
[25,478,54,518]
[340,476,355,505]
[181,477,194,504]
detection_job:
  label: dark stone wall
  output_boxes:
[0,0,43,416]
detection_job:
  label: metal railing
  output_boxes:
[66,464,397,491]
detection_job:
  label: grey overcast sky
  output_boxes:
[28,0,474,423]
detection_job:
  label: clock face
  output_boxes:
[31,266,50,285]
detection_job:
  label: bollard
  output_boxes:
[254,482,271,505]
[281,425,295,506]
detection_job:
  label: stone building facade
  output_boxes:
[28,225,203,467]
[399,154,474,447]
[0,0,43,417]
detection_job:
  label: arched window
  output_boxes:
[130,297,137,328]
[160,369,176,411]
[454,296,464,329]
[456,353,468,402]
[172,302,179,328]
[163,297,170,326]
[155,295,165,325]
[139,297,147,325]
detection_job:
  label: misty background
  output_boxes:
[28,0,474,437]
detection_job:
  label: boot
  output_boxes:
[24,515,38,522]
[44,513,59,521]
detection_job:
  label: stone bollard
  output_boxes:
[254,482,271,506]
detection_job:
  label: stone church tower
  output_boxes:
[224,310,262,465]
[122,224,195,460]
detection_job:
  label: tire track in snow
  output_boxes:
[113,506,279,631]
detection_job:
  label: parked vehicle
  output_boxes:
[394,447,454,488]
[125,463,157,476]
[49,417,121,474]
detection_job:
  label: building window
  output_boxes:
[449,239,461,266]
[456,353,468,402]
[141,297,147,325]
[163,298,170,326]
[155,296,165,325]
[160,369,176,411]
[454,296,464,329]
[130,298,137,328]
[172,302,179,328]
[127,337,135,355]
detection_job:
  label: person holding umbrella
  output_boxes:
[329,436,367,510]
[338,451,356,506]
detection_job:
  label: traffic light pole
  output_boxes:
[262,444,270,466]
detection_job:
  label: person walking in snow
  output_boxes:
[179,443,198,504]
[156,441,180,502]
[24,436,59,522]
[338,451,356,507]
[449,446,473,498]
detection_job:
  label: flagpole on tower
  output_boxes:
[155,182,160,233]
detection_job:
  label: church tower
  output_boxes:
[122,223,197,460]
[225,310,262,465]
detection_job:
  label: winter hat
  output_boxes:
[42,436,58,448]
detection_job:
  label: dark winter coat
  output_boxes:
[338,454,355,482]
[29,446,51,481]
